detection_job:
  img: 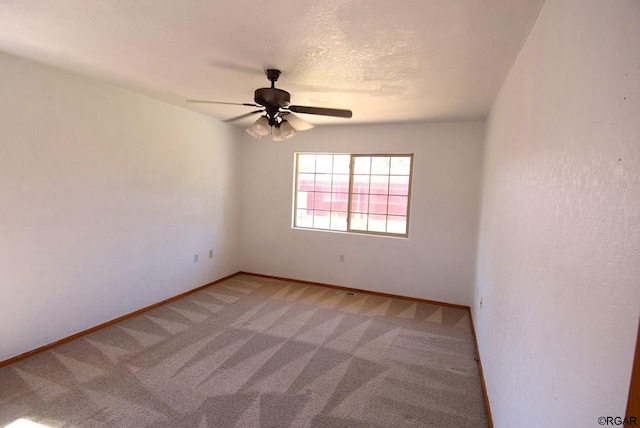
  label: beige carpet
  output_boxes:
[0,274,488,427]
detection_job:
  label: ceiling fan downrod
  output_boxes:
[265,69,281,87]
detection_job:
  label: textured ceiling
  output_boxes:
[0,0,545,125]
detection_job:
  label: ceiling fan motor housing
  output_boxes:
[254,88,290,108]
[255,87,291,125]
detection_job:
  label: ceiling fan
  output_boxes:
[186,69,353,141]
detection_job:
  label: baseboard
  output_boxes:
[468,312,494,428]
[0,271,240,368]
[239,271,470,310]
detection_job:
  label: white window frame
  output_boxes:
[293,153,414,238]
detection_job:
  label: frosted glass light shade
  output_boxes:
[246,116,270,139]
[273,120,296,141]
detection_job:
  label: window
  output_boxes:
[294,153,413,237]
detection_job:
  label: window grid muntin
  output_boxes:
[350,154,411,235]
[295,153,412,237]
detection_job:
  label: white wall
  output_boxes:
[473,0,640,426]
[240,121,484,306]
[0,52,243,361]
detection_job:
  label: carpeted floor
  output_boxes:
[0,274,488,427]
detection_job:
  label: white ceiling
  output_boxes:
[0,0,545,126]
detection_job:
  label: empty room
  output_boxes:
[1,0,638,427]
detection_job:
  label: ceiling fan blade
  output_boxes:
[186,100,260,107]
[282,112,315,131]
[288,105,352,118]
[222,109,264,123]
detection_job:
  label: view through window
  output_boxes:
[294,153,413,237]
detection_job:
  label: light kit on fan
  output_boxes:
[246,116,270,138]
[186,69,352,142]
[246,116,296,141]
[272,120,296,141]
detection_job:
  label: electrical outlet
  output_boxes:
[209,249,213,258]
[193,254,199,263]
[339,255,345,263]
